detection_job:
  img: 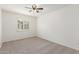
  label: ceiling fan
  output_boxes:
[25,4,43,13]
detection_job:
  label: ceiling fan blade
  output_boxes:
[29,10,32,12]
[25,7,32,9]
[37,8,43,10]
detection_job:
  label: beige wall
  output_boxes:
[2,10,37,42]
[0,8,2,47]
[37,5,79,51]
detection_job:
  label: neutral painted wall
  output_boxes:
[0,8,2,47]
[2,10,37,42]
[37,5,79,51]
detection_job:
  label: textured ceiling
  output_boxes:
[0,4,70,17]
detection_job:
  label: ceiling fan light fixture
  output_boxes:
[36,10,39,13]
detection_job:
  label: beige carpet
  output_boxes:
[0,37,79,54]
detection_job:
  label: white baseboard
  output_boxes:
[2,36,37,43]
[37,35,79,51]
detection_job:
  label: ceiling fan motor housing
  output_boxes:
[32,4,37,10]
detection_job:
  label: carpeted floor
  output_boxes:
[0,37,79,54]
